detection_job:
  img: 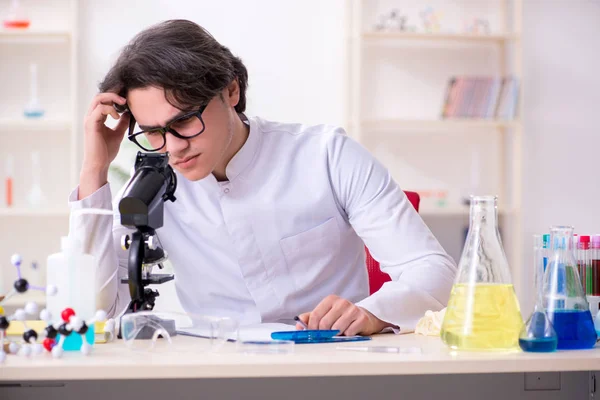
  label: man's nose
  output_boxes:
[164,131,189,154]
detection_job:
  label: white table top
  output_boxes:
[2,334,600,381]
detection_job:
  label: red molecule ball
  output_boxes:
[43,338,55,352]
[61,308,76,323]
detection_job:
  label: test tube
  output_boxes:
[5,154,13,207]
[573,234,579,281]
[542,234,550,272]
[578,236,590,295]
[592,235,600,296]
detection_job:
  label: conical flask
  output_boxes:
[543,226,597,349]
[519,235,558,352]
[440,195,523,351]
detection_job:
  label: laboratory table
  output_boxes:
[1,334,598,400]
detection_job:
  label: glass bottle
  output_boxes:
[543,226,597,350]
[24,63,45,119]
[518,235,558,352]
[440,195,523,351]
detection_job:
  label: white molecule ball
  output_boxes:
[69,316,83,331]
[18,345,31,358]
[14,309,27,321]
[95,310,107,322]
[10,253,22,266]
[32,343,44,355]
[25,302,38,315]
[80,342,92,356]
[46,285,58,296]
[8,342,19,354]
[51,346,63,359]
[40,309,52,322]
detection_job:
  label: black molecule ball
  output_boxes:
[0,316,9,330]
[14,279,28,293]
[23,329,38,343]
[45,325,58,339]
[58,323,72,337]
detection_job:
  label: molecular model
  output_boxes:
[40,307,107,358]
[0,254,57,307]
[0,254,57,363]
[0,253,108,362]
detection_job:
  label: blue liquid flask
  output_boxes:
[519,235,558,352]
[543,226,597,350]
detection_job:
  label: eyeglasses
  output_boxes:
[127,104,208,152]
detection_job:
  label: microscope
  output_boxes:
[117,152,178,337]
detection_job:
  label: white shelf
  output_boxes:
[0,208,70,217]
[362,31,520,43]
[419,207,517,217]
[0,28,71,36]
[0,28,71,43]
[0,290,46,308]
[360,119,520,131]
[0,117,71,130]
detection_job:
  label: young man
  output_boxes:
[71,19,456,336]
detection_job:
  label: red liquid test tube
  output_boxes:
[592,235,600,296]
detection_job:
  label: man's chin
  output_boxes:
[176,167,211,181]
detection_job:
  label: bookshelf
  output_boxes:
[359,118,521,131]
[362,31,519,42]
[0,0,78,295]
[347,0,524,292]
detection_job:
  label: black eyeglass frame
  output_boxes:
[127,104,208,152]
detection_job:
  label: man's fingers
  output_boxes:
[88,104,120,126]
[87,93,126,116]
[295,313,309,330]
[344,313,369,337]
[112,111,131,136]
[307,295,337,330]
[318,299,352,330]
[331,307,360,334]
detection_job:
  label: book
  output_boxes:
[441,76,519,119]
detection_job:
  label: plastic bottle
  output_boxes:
[46,236,97,350]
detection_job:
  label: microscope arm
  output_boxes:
[127,230,144,310]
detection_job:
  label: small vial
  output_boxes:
[5,155,13,207]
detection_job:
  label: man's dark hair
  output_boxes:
[100,19,248,113]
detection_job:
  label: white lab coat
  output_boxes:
[68,116,456,332]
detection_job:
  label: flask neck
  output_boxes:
[469,197,499,232]
[549,226,575,252]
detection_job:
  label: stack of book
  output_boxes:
[441,76,519,119]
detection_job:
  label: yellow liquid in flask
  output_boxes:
[441,283,524,351]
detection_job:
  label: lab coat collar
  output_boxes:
[225,115,261,182]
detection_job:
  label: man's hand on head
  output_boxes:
[296,295,395,336]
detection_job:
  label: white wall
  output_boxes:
[78,0,348,129]
[520,0,600,312]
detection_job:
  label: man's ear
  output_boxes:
[227,79,240,108]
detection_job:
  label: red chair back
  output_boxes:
[365,191,420,294]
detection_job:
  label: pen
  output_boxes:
[294,316,309,330]
[336,346,422,354]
